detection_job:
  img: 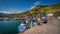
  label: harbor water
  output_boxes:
[0,20,20,34]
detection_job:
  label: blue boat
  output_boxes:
[18,26,24,33]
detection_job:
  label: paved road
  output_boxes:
[18,19,60,34]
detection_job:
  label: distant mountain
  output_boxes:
[0,13,10,17]
[0,13,6,16]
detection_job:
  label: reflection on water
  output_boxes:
[0,20,20,34]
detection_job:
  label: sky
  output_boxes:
[0,0,60,14]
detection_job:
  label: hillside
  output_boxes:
[28,3,60,16]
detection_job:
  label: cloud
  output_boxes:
[34,1,40,5]
[30,6,36,9]
[8,10,24,14]
[30,1,40,9]
[0,11,7,13]
[0,10,24,14]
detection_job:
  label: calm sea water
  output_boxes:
[0,20,20,34]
